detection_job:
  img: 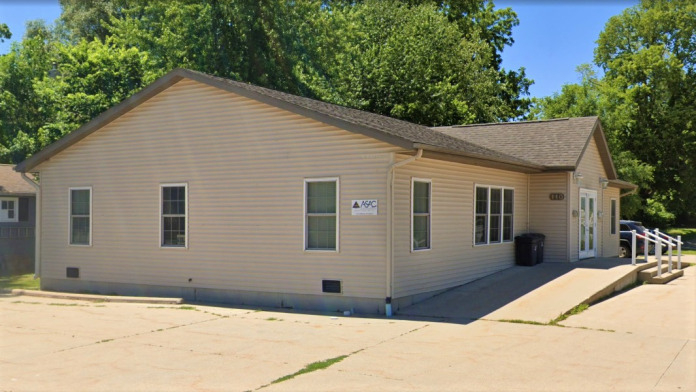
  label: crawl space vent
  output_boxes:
[66,267,80,278]
[322,279,341,294]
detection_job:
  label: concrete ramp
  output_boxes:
[399,257,683,324]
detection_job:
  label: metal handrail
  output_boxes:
[631,229,682,276]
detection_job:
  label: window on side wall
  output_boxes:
[610,199,617,235]
[161,184,187,248]
[69,188,91,245]
[305,178,338,251]
[411,178,431,251]
[0,197,18,222]
[475,185,514,245]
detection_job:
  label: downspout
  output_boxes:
[385,148,422,317]
[21,173,40,280]
[567,172,572,262]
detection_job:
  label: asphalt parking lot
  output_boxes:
[1,264,694,391]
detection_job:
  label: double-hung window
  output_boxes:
[475,185,514,245]
[161,184,187,247]
[0,197,18,222]
[305,178,338,251]
[69,187,91,245]
[411,178,431,251]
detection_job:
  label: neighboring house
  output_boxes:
[0,164,37,275]
[15,69,635,314]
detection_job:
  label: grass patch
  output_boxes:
[0,274,39,290]
[497,319,548,326]
[265,317,282,321]
[664,228,696,255]
[664,227,696,241]
[147,305,198,311]
[550,303,589,325]
[270,355,348,385]
[49,303,88,307]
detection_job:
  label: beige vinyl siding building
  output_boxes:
[16,69,635,314]
[392,156,528,302]
[528,172,568,262]
[34,78,400,312]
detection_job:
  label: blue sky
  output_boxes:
[0,0,638,98]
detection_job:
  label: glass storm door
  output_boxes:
[579,189,597,259]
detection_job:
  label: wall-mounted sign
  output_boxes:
[549,193,565,201]
[352,199,378,215]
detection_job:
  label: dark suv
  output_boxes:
[619,220,652,258]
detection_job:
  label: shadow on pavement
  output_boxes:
[395,257,633,325]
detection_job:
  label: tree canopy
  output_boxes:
[534,0,696,225]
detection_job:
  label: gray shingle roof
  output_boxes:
[0,164,36,195]
[16,68,542,172]
[181,70,541,168]
[433,117,602,169]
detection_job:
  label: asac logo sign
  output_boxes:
[351,199,378,215]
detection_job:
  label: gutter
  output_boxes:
[20,173,41,280]
[412,143,544,172]
[620,188,638,198]
[385,148,423,317]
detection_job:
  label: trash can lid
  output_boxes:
[517,233,545,239]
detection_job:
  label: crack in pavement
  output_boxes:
[254,323,430,390]
[53,315,225,354]
[652,339,689,390]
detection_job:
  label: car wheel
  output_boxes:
[619,244,629,258]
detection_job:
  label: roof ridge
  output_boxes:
[446,118,574,128]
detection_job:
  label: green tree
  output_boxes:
[58,0,130,42]
[0,21,55,162]
[0,22,156,163]
[298,0,510,125]
[534,0,696,226]
[0,23,10,42]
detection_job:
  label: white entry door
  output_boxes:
[579,189,597,259]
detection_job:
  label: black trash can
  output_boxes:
[515,233,545,266]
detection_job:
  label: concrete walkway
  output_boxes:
[399,256,692,324]
[2,256,693,391]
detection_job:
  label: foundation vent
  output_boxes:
[66,267,79,278]
[322,279,341,294]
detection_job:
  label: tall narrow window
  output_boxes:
[412,179,431,251]
[70,188,91,245]
[475,186,514,245]
[161,184,187,247]
[503,189,514,241]
[0,197,18,222]
[305,178,338,251]
[475,187,488,244]
[489,188,502,243]
[610,199,617,235]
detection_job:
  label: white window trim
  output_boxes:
[159,183,189,249]
[0,196,19,223]
[411,177,432,252]
[610,198,617,235]
[303,177,339,252]
[473,184,515,246]
[68,187,92,247]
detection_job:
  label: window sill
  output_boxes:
[473,241,514,247]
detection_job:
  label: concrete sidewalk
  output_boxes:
[399,256,693,323]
